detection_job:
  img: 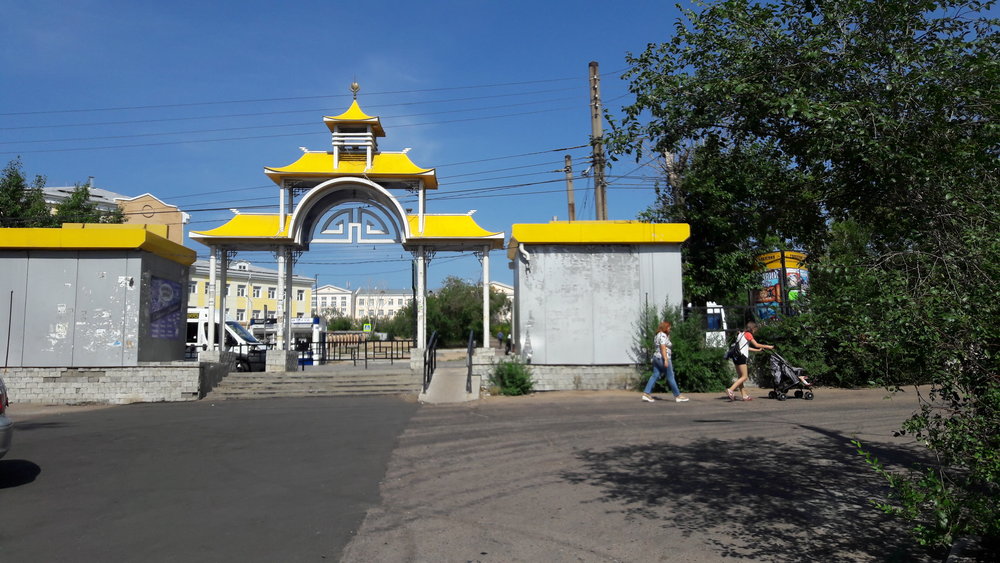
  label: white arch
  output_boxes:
[287,177,412,246]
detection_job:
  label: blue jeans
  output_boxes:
[644,356,680,396]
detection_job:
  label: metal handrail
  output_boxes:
[423,331,439,392]
[465,330,475,393]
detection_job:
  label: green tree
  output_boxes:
[1,158,125,227]
[609,0,1000,548]
[636,140,824,304]
[54,184,125,224]
[380,305,415,340]
[422,276,508,347]
[325,313,354,332]
[0,157,53,227]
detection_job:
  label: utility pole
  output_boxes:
[589,61,607,220]
[564,154,576,221]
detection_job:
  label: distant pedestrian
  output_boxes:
[642,321,689,403]
[497,330,504,348]
[504,334,512,355]
[725,321,773,402]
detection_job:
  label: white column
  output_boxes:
[218,249,229,350]
[208,248,217,348]
[276,249,286,350]
[416,247,426,346]
[279,184,286,230]
[482,245,490,349]
[418,185,426,233]
[282,248,294,349]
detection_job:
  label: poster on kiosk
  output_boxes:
[754,251,809,320]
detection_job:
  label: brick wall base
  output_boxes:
[3,362,209,405]
[520,364,640,391]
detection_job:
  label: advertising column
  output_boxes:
[754,251,809,320]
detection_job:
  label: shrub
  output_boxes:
[631,303,733,393]
[753,313,833,387]
[489,358,534,396]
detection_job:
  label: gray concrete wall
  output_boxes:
[513,244,683,366]
[137,252,190,362]
[266,350,299,372]
[0,250,188,368]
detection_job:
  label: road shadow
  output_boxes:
[0,460,41,489]
[562,424,944,562]
[10,421,69,431]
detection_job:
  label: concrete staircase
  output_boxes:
[204,364,422,400]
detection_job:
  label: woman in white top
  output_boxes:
[725,321,773,401]
[642,321,689,403]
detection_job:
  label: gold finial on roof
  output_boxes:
[350,81,360,99]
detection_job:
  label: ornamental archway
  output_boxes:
[190,92,504,361]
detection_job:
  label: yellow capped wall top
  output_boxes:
[0,223,196,266]
[510,221,690,245]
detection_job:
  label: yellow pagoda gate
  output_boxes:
[190,85,504,362]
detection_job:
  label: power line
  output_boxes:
[0,106,585,155]
[0,87,583,131]
[0,95,583,145]
[0,70,627,117]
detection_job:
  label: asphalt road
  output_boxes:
[0,396,419,562]
[1,387,941,562]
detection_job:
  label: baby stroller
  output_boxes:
[767,351,814,401]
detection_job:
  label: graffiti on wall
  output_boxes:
[150,277,183,338]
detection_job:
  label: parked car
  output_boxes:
[0,376,12,459]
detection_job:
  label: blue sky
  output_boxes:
[1,0,686,290]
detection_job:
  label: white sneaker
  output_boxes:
[641,394,655,402]
[675,396,690,402]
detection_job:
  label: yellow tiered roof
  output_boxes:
[264,152,438,189]
[190,213,503,250]
[323,100,385,136]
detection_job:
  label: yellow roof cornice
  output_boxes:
[0,224,196,266]
[323,100,385,136]
[189,214,293,246]
[264,152,438,189]
[405,214,505,251]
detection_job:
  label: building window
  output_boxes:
[268,287,276,299]
[225,284,231,296]
[296,290,304,301]
[252,286,261,298]
[237,285,246,297]
[252,310,261,319]
[358,298,365,306]
[189,282,197,294]
[236,309,246,321]
[296,312,304,318]
[204,283,210,295]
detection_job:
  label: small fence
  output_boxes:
[423,331,440,392]
[314,333,417,369]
